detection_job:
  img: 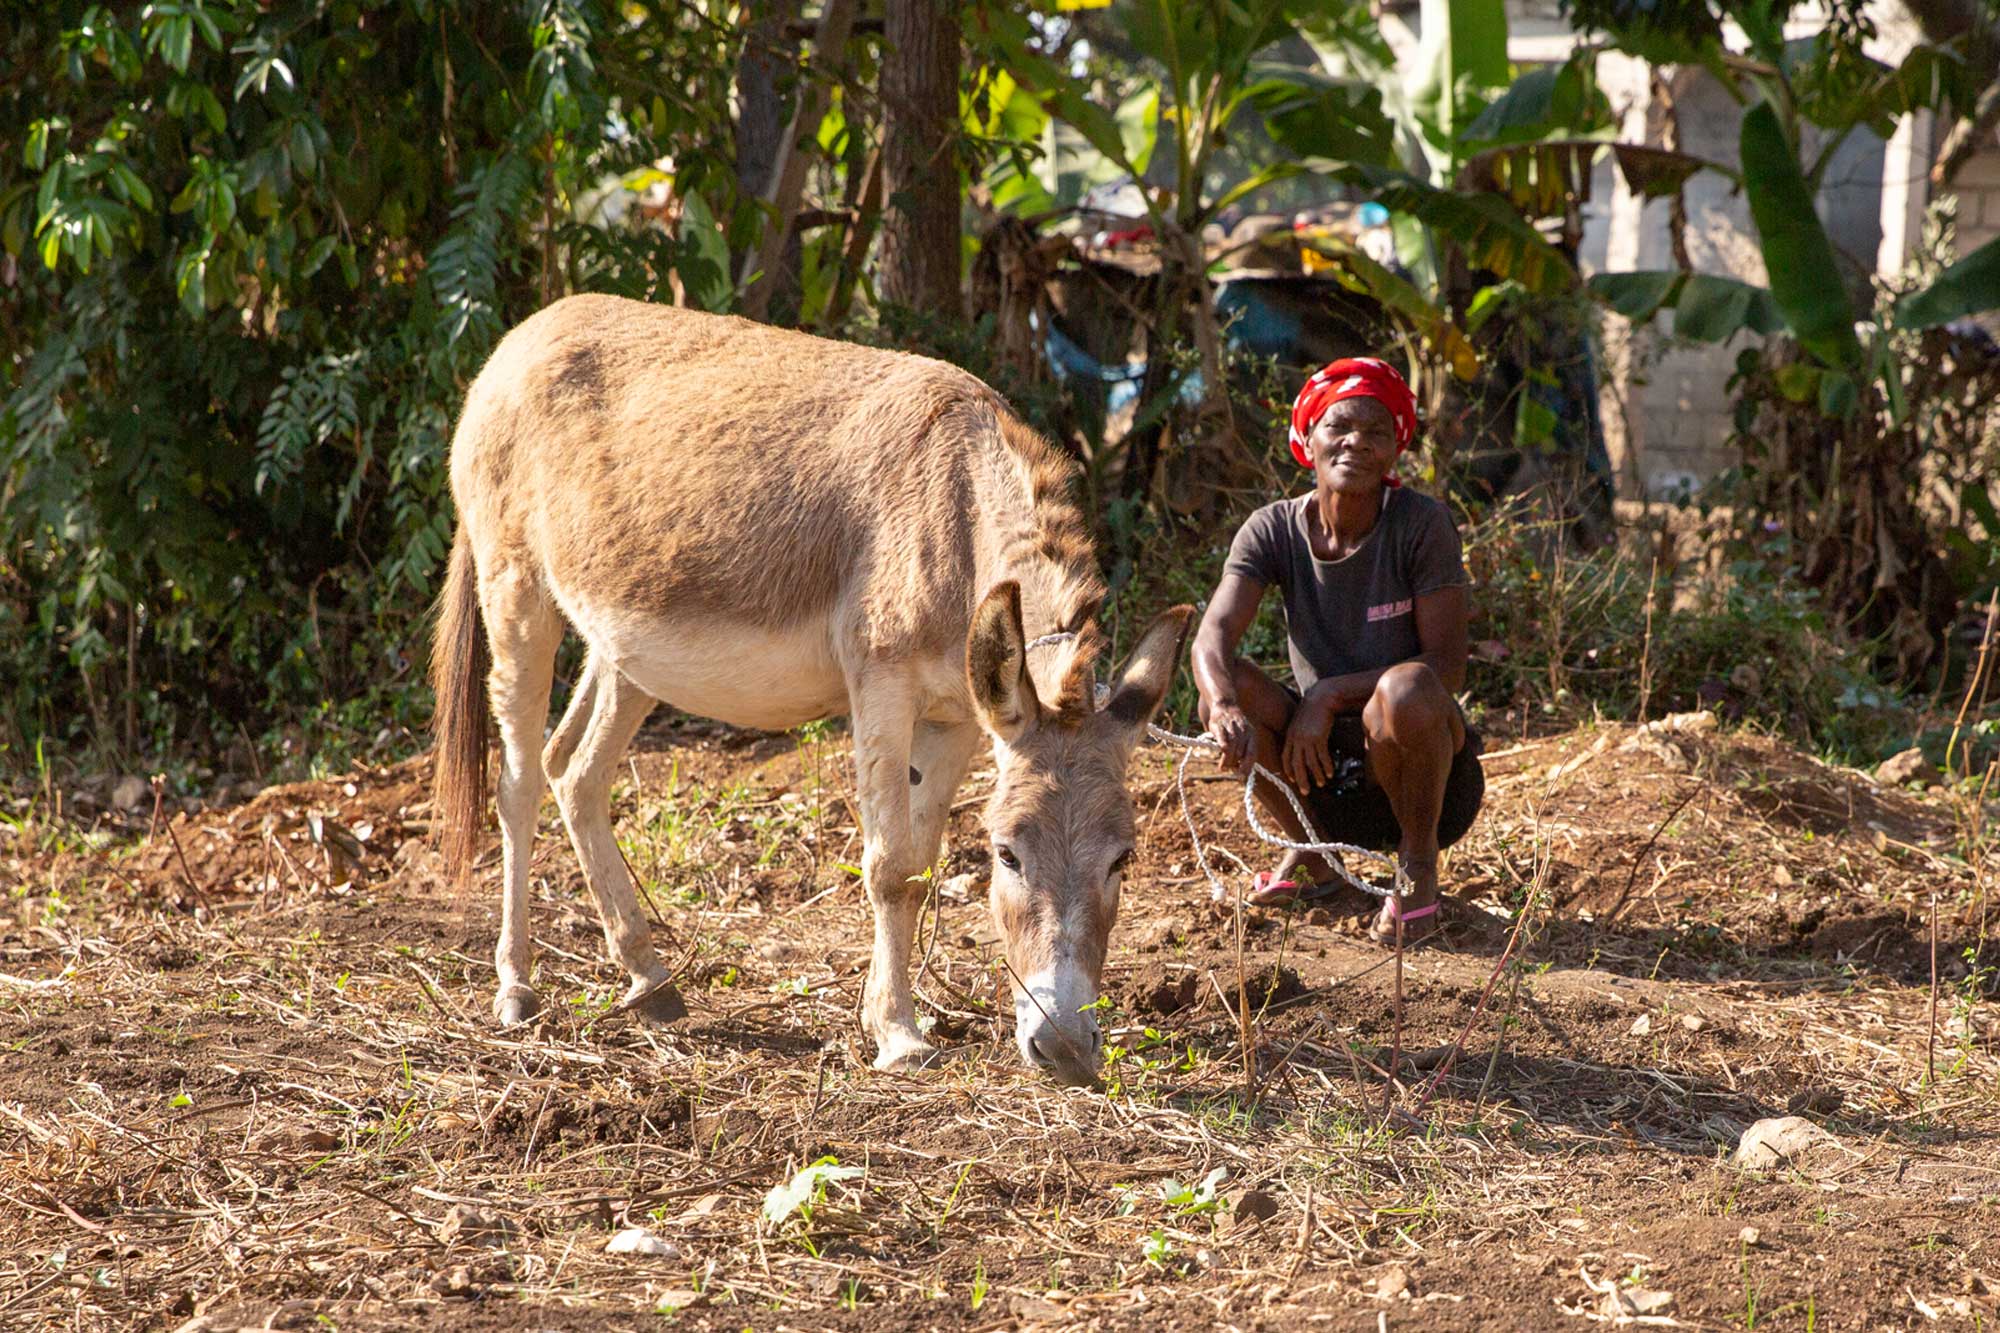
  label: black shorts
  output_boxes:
[1281,694,1485,853]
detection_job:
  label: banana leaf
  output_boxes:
[1894,233,2000,331]
[1588,270,1782,343]
[1460,141,1723,220]
[1298,236,1482,380]
[1324,160,1576,295]
[1739,101,1861,370]
[1458,59,1603,148]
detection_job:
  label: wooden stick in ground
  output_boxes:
[1384,900,1404,1117]
[1947,589,1999,780]
[1414,881,1540,1115]
[1928,890,1940,1089]
[1236,874,1255,1097]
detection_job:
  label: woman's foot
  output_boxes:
[1230,851,1343,907]
[1368,861,1442,944]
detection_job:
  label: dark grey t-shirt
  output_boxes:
[1223,488,1468,691]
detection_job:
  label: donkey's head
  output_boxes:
[966,582,1193,1087]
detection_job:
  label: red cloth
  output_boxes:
[1287,357,1418,483]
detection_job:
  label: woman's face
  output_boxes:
[1308,396,1399,494]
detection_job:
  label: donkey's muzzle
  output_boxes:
[1016,987,1103,1088]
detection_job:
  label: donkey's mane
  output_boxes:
[994,413,1107,724]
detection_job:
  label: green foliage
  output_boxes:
[1463,505,1912,761]
[1738,102,1861,373]
[1895,234,2000,333]
[0,0,762,764]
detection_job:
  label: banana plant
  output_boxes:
[1567,5,1977,411]
[972,0,1403,499]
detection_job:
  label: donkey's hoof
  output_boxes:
[873,1039,942,1073]
[623,977,688,1026]
[494,986,543,1027]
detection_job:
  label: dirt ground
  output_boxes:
[2,708,1997,1331]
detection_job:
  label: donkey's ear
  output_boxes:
[1101,605,1194,750]
[967,581,1041,743]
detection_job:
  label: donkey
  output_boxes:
[430,294,1191,1086]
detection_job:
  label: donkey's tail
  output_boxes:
[431,526,490,889]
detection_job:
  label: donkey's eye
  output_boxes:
[1109,850,1133,879]
[995,844,1020,872]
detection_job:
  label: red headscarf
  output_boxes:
[1287,357,1418,485]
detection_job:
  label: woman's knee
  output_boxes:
[1365,662,1453,736]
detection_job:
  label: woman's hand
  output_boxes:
[1205,701,1253,773]
[1282,694,1336,791]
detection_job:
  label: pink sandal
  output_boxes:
[1368,896,1439,945]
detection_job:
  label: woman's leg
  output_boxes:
[1360,662,1465,941]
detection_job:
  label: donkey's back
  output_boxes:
[450,295,1010,726]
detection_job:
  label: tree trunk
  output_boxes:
[878,0,963,318]
[734,0,803,318]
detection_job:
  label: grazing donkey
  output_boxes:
[431,295,1190,1086]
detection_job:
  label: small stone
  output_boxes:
[113,775,150,812]
[1733,1116,1840,1171]
[429,1265,477,1297]
[1739,1226,1762,1247]
[1877,747,1937,787]
[605,1226,681,1258]
[1603,1286,1674,1317]
[1771,864,1794,887]
[1629,1013,1653,1037]
[937,872,979,902]
[1680,1014,1706,1032]
[1373,1264,1410,1298]
[436,1204,513,1247]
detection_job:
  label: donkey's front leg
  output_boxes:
[850,669,933,1070]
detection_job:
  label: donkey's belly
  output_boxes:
[561,603,849,730]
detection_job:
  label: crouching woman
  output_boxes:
[1191,358,1483,944]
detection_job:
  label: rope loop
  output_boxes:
[1027,629,1409,903]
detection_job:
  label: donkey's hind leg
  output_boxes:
[546,651,685,1024]
[482,564,564,1026]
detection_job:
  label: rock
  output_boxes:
[1619,732,1694,772]
[436,1204,514,1247]
[1629,1013,1653,1037]
[1733,1116,1842,1171]
[429,1265,478,1297]
[1373,1264,1411,1298]
[113,775,151,812]
[1738,1226,1762,1247]
[1877,747,1936,787]
[1679,1013,1706,1032]
[1602,1286,1674,1317]
[605,1226,682,1258]
[937,872,979,902]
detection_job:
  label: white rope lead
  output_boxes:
[1143,719,1408,903]
[1025,631,1409,903]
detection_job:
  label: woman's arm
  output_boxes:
[1191,572,1267,766]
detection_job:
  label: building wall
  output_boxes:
[1586,69,1891,500]
[1950,139,2000,258]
